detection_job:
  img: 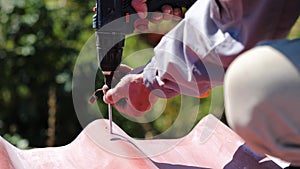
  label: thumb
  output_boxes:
[131,0,148,19]
[103,88,125,104]
[103,75,132,104]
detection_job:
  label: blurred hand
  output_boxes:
[131,0,183,32]
[103,73,158,117]
[110,64,133,88]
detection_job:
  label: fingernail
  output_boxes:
[138,12,147,19]
[151,12,163,23]
[134,19,149,32]
[136,25,148,32]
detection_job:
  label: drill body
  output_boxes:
[93,0,196,89]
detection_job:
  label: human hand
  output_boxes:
[131,0,183,32]
[103,73,158,117]
[110,64,133,88]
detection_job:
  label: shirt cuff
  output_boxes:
[143,58,180,98]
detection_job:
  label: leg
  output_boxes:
[224,40,300,166]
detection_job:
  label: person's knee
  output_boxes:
[224,45,300,164]
[223,46,276,131]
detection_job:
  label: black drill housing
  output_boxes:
[93,0,196,88]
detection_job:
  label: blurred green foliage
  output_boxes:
[3,133,30,149]
[0,0,94,147]
[288,17,300,40]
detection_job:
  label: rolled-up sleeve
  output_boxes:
[143,0,300,98]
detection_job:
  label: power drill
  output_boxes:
[93,0,196,90]
[91,0,196,133]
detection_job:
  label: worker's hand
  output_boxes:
[103,73,158,117]
[110,64,133,88]
[131,0,183,32]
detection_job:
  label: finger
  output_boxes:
[119,64,133,72]
[128,80,151,112]
[172,8,182,21]
[103,89,114,104]
[112,64,133,83]
[161,5,173,20]
[131,0,148,19]
[150,12,163,24]
[149,91,159,105]
[104,74,137,104]
[124,103,148,117]
[104,73,139,104]
[114,99,148,117]
[134,18,149,32]
[102,85,109,95]
[103,88,126,104]
[117,64,133,77]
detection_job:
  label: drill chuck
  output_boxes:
[96,31,125,89]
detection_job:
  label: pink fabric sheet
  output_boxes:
[0,115,281,169]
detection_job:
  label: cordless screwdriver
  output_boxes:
[90,0,196,134]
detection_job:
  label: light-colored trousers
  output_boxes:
[224,39,300,166]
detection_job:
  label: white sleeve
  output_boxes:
[143,0,300,98]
